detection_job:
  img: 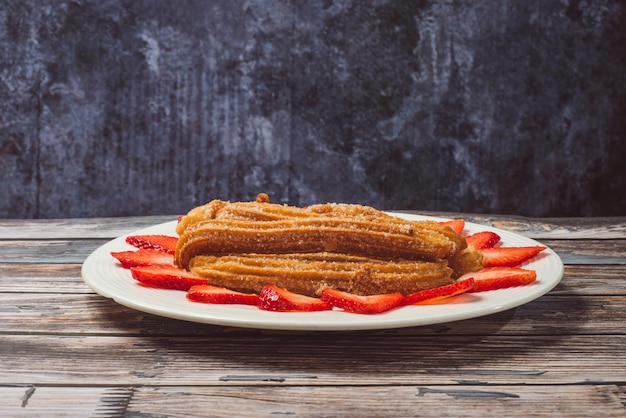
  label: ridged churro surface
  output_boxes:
[176,196,465,266]
[190,253,453,296]
[174,194,470,295]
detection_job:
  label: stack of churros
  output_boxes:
[174,193,482,297]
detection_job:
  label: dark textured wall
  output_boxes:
[1,0,625,219]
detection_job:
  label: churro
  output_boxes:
[176,197,465,266]
[174,194,472,296]
[189,253,453,297]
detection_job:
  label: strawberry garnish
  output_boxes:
[187,285,258,305]
[125,234,178,254]
[440,219,465,235]
[403,278,475,305]
[110,249,174,268]
[480,246,546,267]
[130,265,207,290]
[257,284,332,312]
[320,288,403,314]
[465,231,501,249]
[459,267,537,292]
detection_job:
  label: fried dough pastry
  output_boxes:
[174,193,471,295]
[447,246,484,278]
[175,196,466,269]
[189,253,454,297]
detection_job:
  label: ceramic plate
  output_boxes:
[82,214,563,331]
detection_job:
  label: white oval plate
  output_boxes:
[82,213,563,331]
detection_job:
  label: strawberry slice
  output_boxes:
[440,219,465,234]
[403,278,475,305]
[459,267,537,292]
[320,288,403,314]
[125,234,178,254]
[187,285,258,305]
[130,265,207,290]
[258,284,332,312]
[480,246,546,267]
[465,231,501,249]
[111,249,174,268]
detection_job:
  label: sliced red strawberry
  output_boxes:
[111,249,174,268]
[465,231,501,249]
[440,219,465,234]
[125,235,178,254]
[187,285,258,305]
[320,288,403,314]
[403,278,475,305]
[458,267,537,292]
[257,284,332,312]
[130,265,207,290]
[480,246,546,267]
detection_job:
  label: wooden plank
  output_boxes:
[553,265,626,295]
[0,292,624,337]
[0,386,101,417]
[0,385,624,417]
[0,216,175,239]
[0,240,106,264]
[1,335,624,386]
[0,264,85,293]
[2,214,625,240]
[541,239,626,265]
[406,212,626,239]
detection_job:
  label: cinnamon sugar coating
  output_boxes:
[175,194,476,296]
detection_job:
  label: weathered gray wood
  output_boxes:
[1,334,625,386]
[540,239,626,265]
[0,264,85,293]
[413,212,626,240]
[0,240,105,264]
[1,214,625,416]
[0,292,623,337]
[0,216,175,239]
[0,385,624,417]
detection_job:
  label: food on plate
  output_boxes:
[465,231,501,250]
[125,234,178,254]
[320,288,404,314]
[258,284,333,312]
[111,248,174,268]
[447,246,484,279]
[130,264,207,290]
[480,246,546,267]
[189,252,453,297]
[111,193,547,315]
[187,284,259,305]
[175,194,467,271]
[403,277,475,305]
[458,266,537,292]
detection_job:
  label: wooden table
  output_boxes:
[1,213,625,417]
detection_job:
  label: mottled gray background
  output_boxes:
[1,0,625,219]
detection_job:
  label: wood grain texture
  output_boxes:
[1,334,625,386]
[0,292,624,337]
[0,385,624,417]
[0,214,625,415]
